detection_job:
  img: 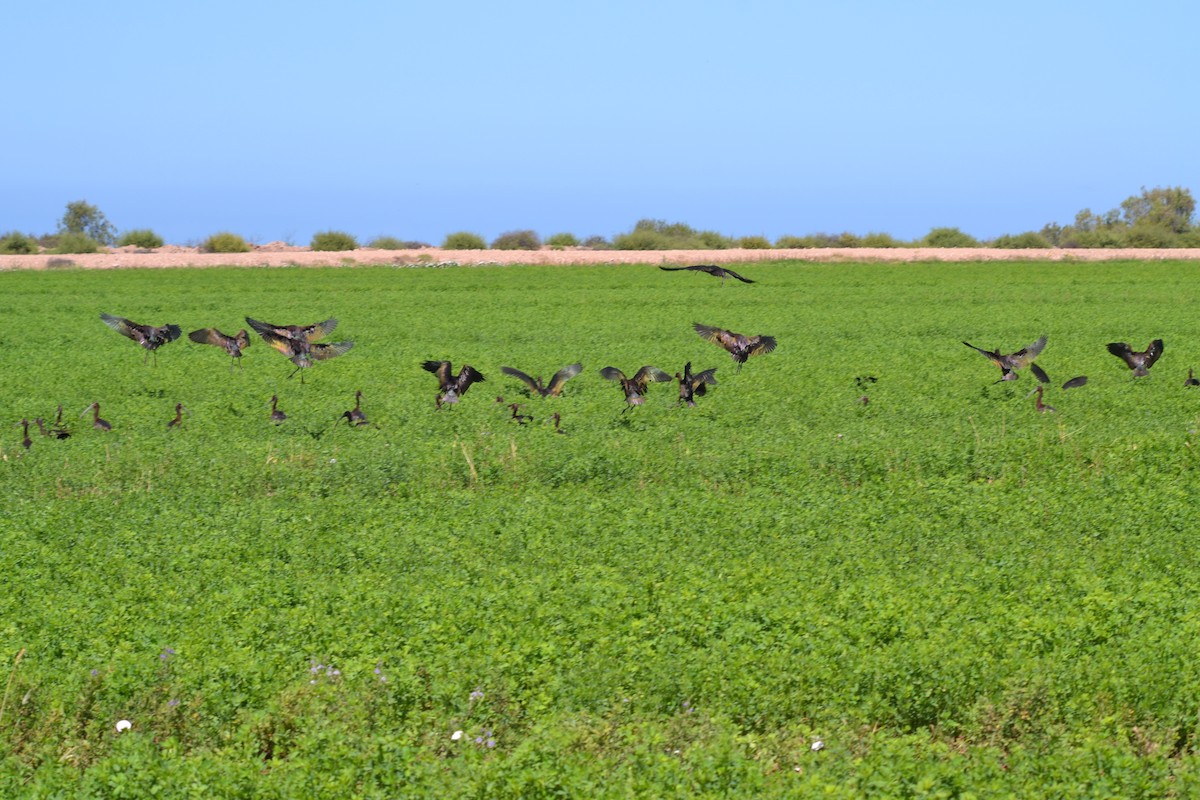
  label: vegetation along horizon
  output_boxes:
[3,259,1200,796]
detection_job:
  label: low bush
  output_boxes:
[860,232,905,248]
[0,231,39,254]
[442,231,487,250]
[737,235,772,249]
[311,231,360,251]
[775,233,845,248]
[53,232,101,254]
[991,232,1051,249]
[117,229,165,248]
[200,232,251,253]
[492,230,542,250]
[922,227,980,247]
[368,236,427,250]
[545,232,579,248]
[582,235,611,249]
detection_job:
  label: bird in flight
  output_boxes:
[962,335,1048,382]
[101,314,182,365]
[1107,339,1163,377]
[599,365,672,410]
[659,264,754,284]
[423,361,486,408]
[674,362,718,407]
[693,323,777,370]
[189,328,251,371]
[499,363,583,397]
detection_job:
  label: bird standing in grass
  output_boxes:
[659,264,755,284]
[81,402,111,431]
[17,419,32,450]
[189,328,250,371]
[1107,339,1163,377]
[694,324,777,370]
[1186,369,1199,387]
[167,403,186,429]
[101,314,182,365]
[508,403,534,424]
[423,361,485,408]
[344,390,368,425]
[962,335,1048,382]
[500,363,583,397]
[269,395,287,424]
[600,365,672,410]
[1031,385,1056,413]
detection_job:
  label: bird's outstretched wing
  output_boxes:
[546,363,583,395]
[310,341,354,361]
[599,367,627,382]
[500,366,540,393]
[633,365,672,384]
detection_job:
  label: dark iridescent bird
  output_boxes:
[246,316,338,342]
[17,419,32,450]
[549,411,566,434]
[167,403,186,429]
[1031,384,1056,414]
[344,390,368,426]
[599,365,672,410]
[674,362,718,407]
[962,335,1047,382]
[269,395,287,424]
[660,264,755,284]
[189,328,250,371]
[254,329,354,383]
[423,360,485,408]
[499,363,583,397]
[1061,375,1088,391]
[33,417,70,440]
[693,323,777,370]
[100,314,182,365]
[1186,369,1200,387]
[508,403,533,424]
[1107,339,1163,377]
[81,402,111,431]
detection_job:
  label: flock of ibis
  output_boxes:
[8,263,1191,451]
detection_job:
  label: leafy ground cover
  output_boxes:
[2,260,1200,796]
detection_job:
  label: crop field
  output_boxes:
[3,259,1200,797]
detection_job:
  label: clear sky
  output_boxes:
[5,1,1198,246]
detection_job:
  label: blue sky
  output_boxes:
[5,1,1198,246]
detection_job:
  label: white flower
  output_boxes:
[811,740,824,751]
[115,719,132,732]
[451,730,464,741]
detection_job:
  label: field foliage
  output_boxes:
[2,260,1200,796]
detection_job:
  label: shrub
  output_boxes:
[368,236,427,250]
[992,232,1051,249]
[697,230,732,249]
[737,235,772,249]
[53,232,101,254]
[612,219,732,250]
[1124,224,1176,248]
[545,232,579,248]
[117,229,164,248]
[311,230,360,251]
[922,227,980,247]
[442,231,486,250]
[775,233,844,248]
[1176,230,1200,248]
[491,230,542,250]
[860,232,905,248]
[581,235,611,249]
[0,231,39,254]
[200,232,251,253]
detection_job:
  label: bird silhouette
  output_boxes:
[1061,375,1089,390]
[1186,368,1200,387]
[81,402,111,431]
[167,403,186,429]
[500,363,583,397]
[674,362,718,407]
[423,361,485,408]
[269,395,287,424]
[962,335,1047,382]
[101,314,182,365]
[189,328,250,371]
[33,417,70,440]
[508,403,534,424]
[659,264,755,284]
[254,328,353,383]
[549,411,566,434]
[17,419,32,450]
[693,323,777,370]
[1107,340,1163,377]
[600,365,672,410]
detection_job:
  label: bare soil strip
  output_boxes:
[3,246,1200,270]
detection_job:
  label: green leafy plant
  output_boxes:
[52,232,101,253]
[442,231,487,249]
[545,232,579,248]
[736,236,772,249]
[117,229,165,248]
[922,227,980,247]
[311,231,360,251]
[200,232,251,253]
[491,230,541,250]
[58,200,117,246]
[0,231,39,254]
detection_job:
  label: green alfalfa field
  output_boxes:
[2,259,1200,797]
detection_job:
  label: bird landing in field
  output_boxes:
[659,264,755,284]
[1107,339,1163,377]
[693,323,776,371]
[101,314,182,365]
[962,335,1048,383]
